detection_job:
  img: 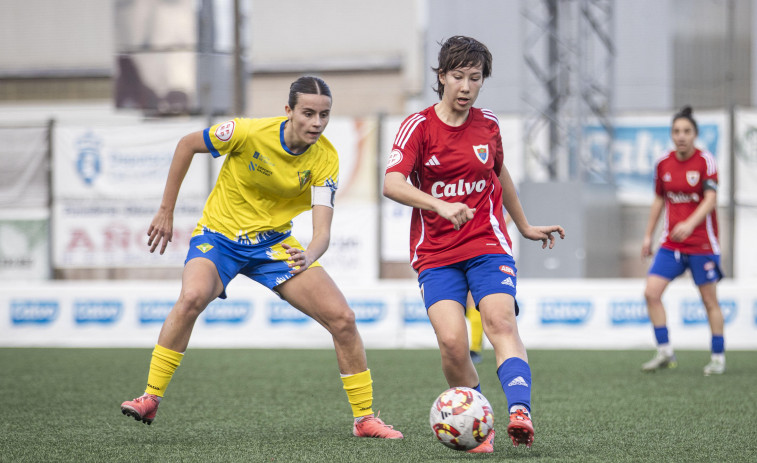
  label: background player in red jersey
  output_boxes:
[383,36,564,453]
[641,106,726,376]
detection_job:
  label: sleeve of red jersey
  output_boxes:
[654,157,665,197]
[493,122,504,176]
[385,114,424,177]
[702,150,718,183]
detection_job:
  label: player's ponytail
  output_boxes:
[673,105,698,134]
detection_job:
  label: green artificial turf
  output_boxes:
[1,348,755,462]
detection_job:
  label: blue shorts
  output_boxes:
[185,230,321,299]
[649,247,722,286]
[417,254,519,315]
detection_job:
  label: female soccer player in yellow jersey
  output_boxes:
[120,76,402,439]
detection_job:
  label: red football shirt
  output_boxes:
[654,149,720,254]
[385,105,512,273]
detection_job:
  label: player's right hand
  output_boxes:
[147,209,174,255]
[641,236,653,259]
[436,201,476,230]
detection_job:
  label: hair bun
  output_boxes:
[679,105,693,117]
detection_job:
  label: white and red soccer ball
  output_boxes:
[429,386,494,451]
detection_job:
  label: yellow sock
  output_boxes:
[466,306,484,353]
[341,369,374,418]
[145,344,184,397]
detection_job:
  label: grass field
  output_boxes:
[1,348,756,462]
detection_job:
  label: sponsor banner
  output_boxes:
[53,120,208,199]
[734,109,757,206]
[53,198,204,268]
[0,212,50,280]
[584,111,729,205]
[1,279,755,349]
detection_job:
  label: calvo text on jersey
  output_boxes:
[431,179,487,198]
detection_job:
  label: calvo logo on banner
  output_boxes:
[75,131,103,186]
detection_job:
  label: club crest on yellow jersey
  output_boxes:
[298,170,312,188]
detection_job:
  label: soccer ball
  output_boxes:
[429,386,494,451]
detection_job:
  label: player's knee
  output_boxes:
[484,317,517,338]
[175,288,212,317]
[436,332,468,359]
[643,288,662,305]
[326,307,357,337]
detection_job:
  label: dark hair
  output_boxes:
[288,76,332,109]
[672,105,698,134]
[431,36,493,99]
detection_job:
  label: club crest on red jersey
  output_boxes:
[686,171,700,186]
[473,144,489,164]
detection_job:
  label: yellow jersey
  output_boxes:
[194,116,339,243]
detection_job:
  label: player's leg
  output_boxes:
[465,292,484,364]
[642,249,682,371]
[427,300,480,388]
[276,266,402,439]
[121,257,224,424]
[467,254,533,449]
[690,254,726,375]
[699,282,725,375]
[478,293,534,448]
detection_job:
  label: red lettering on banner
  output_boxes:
[67,229,95,252]
[104,223,131,251]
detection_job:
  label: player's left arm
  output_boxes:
[498,167,565,249]
[670,183,717,242]
[284,205,333,275]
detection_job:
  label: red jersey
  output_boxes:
[385,106,512,273]
[654,148,720,254]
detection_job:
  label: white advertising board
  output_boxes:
[2,279,754,350]
[53,120,208,199]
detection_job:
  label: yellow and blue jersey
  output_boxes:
[195,116,339,243]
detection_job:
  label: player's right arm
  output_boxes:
[383,172,475,231]
[148,130,209,254]
[641,195,665,258]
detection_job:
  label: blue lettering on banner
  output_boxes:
[10,300,59,325]
[681,299,736,325]
[584,123,719,192]
[74,300,122,324]
[540,300,593,325]
[204,300,251,324]
[138,300,174,324]
[610,300,649,325]
[269,300,310,324]
[349,300,386,323]
[403,299,429,324]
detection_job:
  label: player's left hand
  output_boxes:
[283,243,313,275]
[670,221,694,242]
[522,225,565,249]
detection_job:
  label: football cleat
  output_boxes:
[353,412,404,439]
[507,409,534,448]
[121,393,160,425]
[467,428,495,453]
[470,350,483,364]
[641,352,678,372]
[703,358,726,376]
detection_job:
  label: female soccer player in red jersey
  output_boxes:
[641,106,726,376]
[120,76,402,439]
[383,36,564,453]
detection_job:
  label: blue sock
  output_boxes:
[712,335,725,354]
[473,383,481,393]
[653,326,669,345]
[497,357,532,412]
